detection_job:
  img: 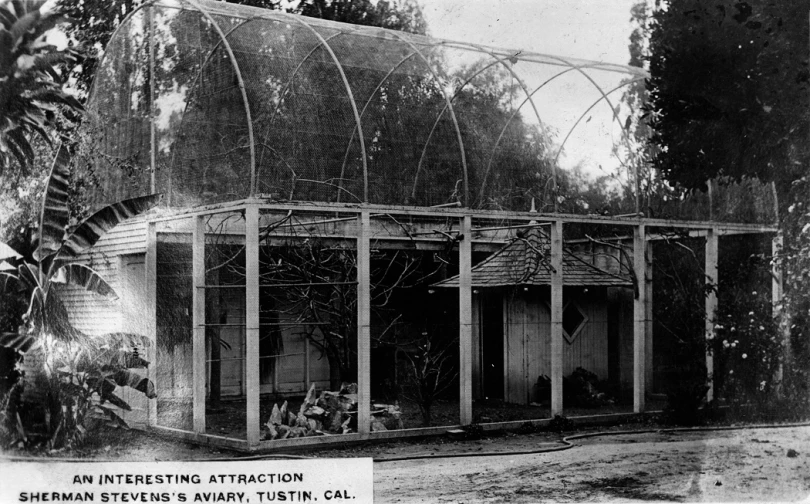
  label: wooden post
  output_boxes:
[550,220,564,416]
[146,222,157,427]
[245,206,260,446]
[645,240,654,396]
[459,215,473,425]
[304,337,310,391]
[705,228,719,402]
[357,211,371,436]
[192,216,206,434]
[772,233,787,386]
[633,224,646,413]
[148,3,156,193]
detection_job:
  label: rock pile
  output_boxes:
[262,382,402,440]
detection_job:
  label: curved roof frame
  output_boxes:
[164,16,256,204]
[443,42,642,210]
[254,30,344,195]
[388,33,469,206]
[411,44,557,207]
[185,0,257,194]
[552,76,647,174]
[87,0,259,197]
[470,43,551,181]
[335,50,420,203]
[278,13,370,201]
[88,0,653,210]
[478,66,579,206]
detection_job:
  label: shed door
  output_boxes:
[479,291,503,400]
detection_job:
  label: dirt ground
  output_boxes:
[3,423,809,502]
[373,426,810,502]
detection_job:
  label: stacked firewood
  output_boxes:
[262,383,402,440]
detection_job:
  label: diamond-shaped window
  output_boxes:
[562,301,588,343]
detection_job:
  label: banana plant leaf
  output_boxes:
[35,144,71,260]
[51,263,117,298]
[108,369,156,399]
[59,194,162,258]
[0,331,36,353]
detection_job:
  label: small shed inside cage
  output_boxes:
[433,219,637,405]
[53,0,783,451]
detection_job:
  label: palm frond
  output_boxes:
[0,331,36,352]
[9,10,39,45]
[60,194,161,257]
[52,263,117,298]
[35,144,71,260]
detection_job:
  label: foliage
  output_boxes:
[399,335,459,427]
[562,367,616,408]
[58,0,427,98]
[645,0,809,201]
[663,381,709,426]
[651,236,709,392]
[0,0,82,176]
[0,147,161,354]
[293,0,427,35]
[0,144,160,450]
[0,336,154,450]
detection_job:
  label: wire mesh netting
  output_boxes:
[84,0,778,222]
[84,0,644,212]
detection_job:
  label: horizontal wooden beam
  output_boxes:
[148,199,778,234]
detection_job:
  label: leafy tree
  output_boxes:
[0,0,82,176]
[58,0,427,97]
[641,0,810,415]
[294,0,426,34]
[0,146,160,449]
[645,0,809,206]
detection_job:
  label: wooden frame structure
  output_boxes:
[141,198,778,450]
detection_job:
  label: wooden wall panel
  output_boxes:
[502,290,610,405]
[505,293,527,403]
[525,294,550,401]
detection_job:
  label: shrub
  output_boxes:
[664,381,709,426]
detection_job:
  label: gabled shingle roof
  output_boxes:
[434,227,632,288]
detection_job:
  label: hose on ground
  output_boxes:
[2,421,808,464]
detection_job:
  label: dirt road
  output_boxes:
[374,426,810,502]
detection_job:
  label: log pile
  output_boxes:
[262,382,403,440]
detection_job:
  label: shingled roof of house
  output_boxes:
[433,226,633,288]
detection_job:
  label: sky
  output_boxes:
[420,0,644,181]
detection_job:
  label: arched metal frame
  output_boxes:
[87,0,651,210]
[185,0,256,194]
[336,50,419,203]
[279,13,370,201]
[388,33,469,206]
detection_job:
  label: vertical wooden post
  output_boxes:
[245,206,260,446]
[192,216,206,434]
[304,337,311,391]
[148,3,156,193]
[459,215,473,425]
[146,222,158,427]
[502,297,509,401]
[645,240,654,396]
[772,233,786,386]
[705,228,719,402]
[550,220,564,416]
[633,224,646,413]
[357,212,371,435]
